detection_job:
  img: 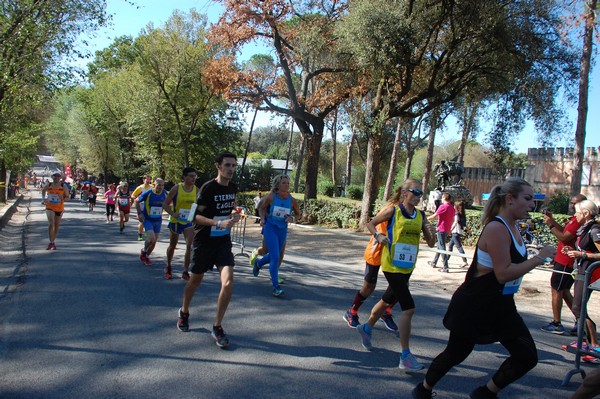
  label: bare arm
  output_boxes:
[162,185,178,218]
[258,194,274,225]
[366,206,395,246]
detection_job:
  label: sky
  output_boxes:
[77,0,600,155]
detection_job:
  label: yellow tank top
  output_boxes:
[381,205,423,274]
[169,184,198,224]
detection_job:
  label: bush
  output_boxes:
[317,180,337,197]
[302,198,361,228]
[345,184,363,200]
[546,190,570,214]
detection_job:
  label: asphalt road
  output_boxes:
[0,189,592,399]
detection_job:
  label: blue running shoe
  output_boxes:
[344,310,359,328]
[399,352,424,371]
[272,287,284,297]
[541,321,565,334]
[380,313,398,331]
[356,324,373,350]
[252,257,261,277]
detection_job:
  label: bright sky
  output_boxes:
[78,0,600,155]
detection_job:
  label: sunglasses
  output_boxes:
[406,188,424,197]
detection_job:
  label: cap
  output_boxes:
[51,169,62,176]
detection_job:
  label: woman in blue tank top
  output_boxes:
[251,175,301,297]
[413,177,556,399]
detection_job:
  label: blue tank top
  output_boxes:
[267,193,293,229]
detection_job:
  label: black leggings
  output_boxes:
[425,319,537,390]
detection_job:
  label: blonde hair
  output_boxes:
[271,174,290,193]
[575,200,598,219]
[481,177,531,225]
[389,178,421,205]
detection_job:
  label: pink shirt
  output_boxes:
[105,188,117,205]
[435,202,455,233]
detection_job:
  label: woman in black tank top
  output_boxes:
[412,177,556,399]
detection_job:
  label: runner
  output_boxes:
[343,203,399,331]
[116,182,132,234]
[162,167,198,280]
[41,170,70,250]
[251,175,300,297]
[177,152,240,348]
[134,178,168,266]
[132,174,153,241]
[88,183,98,212]
[104,183,117,224]
[356,179,436,373]
[412,177,556,399]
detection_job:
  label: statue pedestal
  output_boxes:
[444,185,474,208]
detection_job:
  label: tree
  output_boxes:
[337,0,578,227]
[570,0,597,196]
[0,0,108,201]
[206,0,354,207]
[135,9,227,167]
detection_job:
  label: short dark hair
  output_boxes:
[215,152,237,164]
[182,166,197,177]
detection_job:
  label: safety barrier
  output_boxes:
[230,207,249,258]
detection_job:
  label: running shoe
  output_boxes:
[344,310,359,328]
[583,355,600,364]
[438,267,449,273]
[143,257,152,266]
[427,261,437,268]
[356,324,373,350]
[51,243,56,250]
[569,320,578,336]
[177,308,189,332]
[164,266,172,280]
[46,242,53,250]
[561,341,589,351]
[252,257,261,277]
[460,263,469,268]
[182,271,190,281]
[272,287,284,297]
[541,321,565,334]
[380,313,398,331]
[411,383,436,399]
[399,352,424,371]
[469,386,496,399]
[211,326,229,348]
[278,276,285,285]
[249,248,258,266]
[119,226,124,234]
[140,249,147,264]
[137,234,144,241]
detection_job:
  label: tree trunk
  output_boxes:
[457,100,479,165]
[346,127,354,185]
[571,0,596,196]
[239,107,258,189]
[0,159,6,203]
[383,119,403,201]
[285,118,294,175]
[404,147,414,181]
[359,130,382,229]
[331,110,338,190]
[303,127,324,201]
[422,108,440,192]
[293,134,306,194]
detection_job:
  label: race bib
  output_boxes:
[47,194,60,204]
[392,243,418,269]
[107,194,114,201]
[210,215,230,237]
[178,208,191,222]
[119,198,129,206]
[149,206,162,218]
[272,205,291,221]
[502,277,522,295]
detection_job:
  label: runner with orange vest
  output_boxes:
[41,170,70,250]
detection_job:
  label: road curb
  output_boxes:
[0,194,23,229]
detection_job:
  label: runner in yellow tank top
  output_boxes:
[162,167,198,280]
[41,170,70,250]
[356,179,436,372]
[132,174,153,241]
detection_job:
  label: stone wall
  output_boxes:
[461,147,599,205]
